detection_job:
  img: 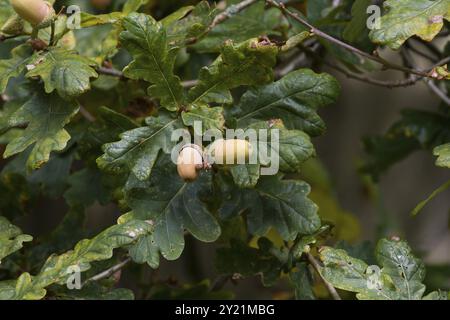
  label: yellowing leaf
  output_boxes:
[369,0,450,50]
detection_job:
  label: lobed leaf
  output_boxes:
[232,69,340,136]
[120,13,185,111]
[369,0,450,50]
[4,91,79,171]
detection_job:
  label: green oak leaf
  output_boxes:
[362,109,450,179]
[162,1,215,46]
[290,262,316,300]
[0,44,33,94]
[232,69,340,136]
[320,238,430,300]
[0,216,33,261]
[193,0,281,52]
[343,0,373,44]
[5,219,151,300]
[229,164,260,188]
[129,234,160,269]
[64,167,110,208]
[122,0,151,14]
[4,91,79,171]
[0,0,14,25]
[120,13,185,111]
[124,155,221,260]
[215,238,284,287]
[181,104,225,135]
[375,238,426,300]
[97,113,182,181]
[369,0,450,50]
[26,48,98,100]
[80,12,123,28]
[249,120,316,172]
[218,174,321,240]
[188,38,278,105]
[433,143,450,168]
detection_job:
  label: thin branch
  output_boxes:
[181,79,199,88]
[426,80,450,106]
[82,257,131,287]
[79,105,96,122]
[96,66,124,78]
[186,0,259,45]
[266,0,436,79]
[306,253,341,300]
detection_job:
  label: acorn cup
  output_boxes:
[10,0,55,28]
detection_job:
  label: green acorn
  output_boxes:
[10,0,55,27]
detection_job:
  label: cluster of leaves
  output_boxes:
[0,0,449,300]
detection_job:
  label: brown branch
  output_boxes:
[79,105,96,122]
[306,253,341,300]
[266,0,437,79]
[426,80,450,106]
[96,66,125,79]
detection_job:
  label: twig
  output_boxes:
[96,66,125,78]
[266,0,436,79]
[401,47,450,106]
[79,105,96,122]
[181,79,199,88]
[82,257,131,287]
[306,253,341,300]
[186,0,259,45]
[426,80,450,106]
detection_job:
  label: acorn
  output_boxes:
[10,0,55,27]
[177,144,204,182]
[210,139,252,165]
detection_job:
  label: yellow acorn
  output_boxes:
[10,0,55,27]
[177,144,204,182]
[210,139,252,165]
